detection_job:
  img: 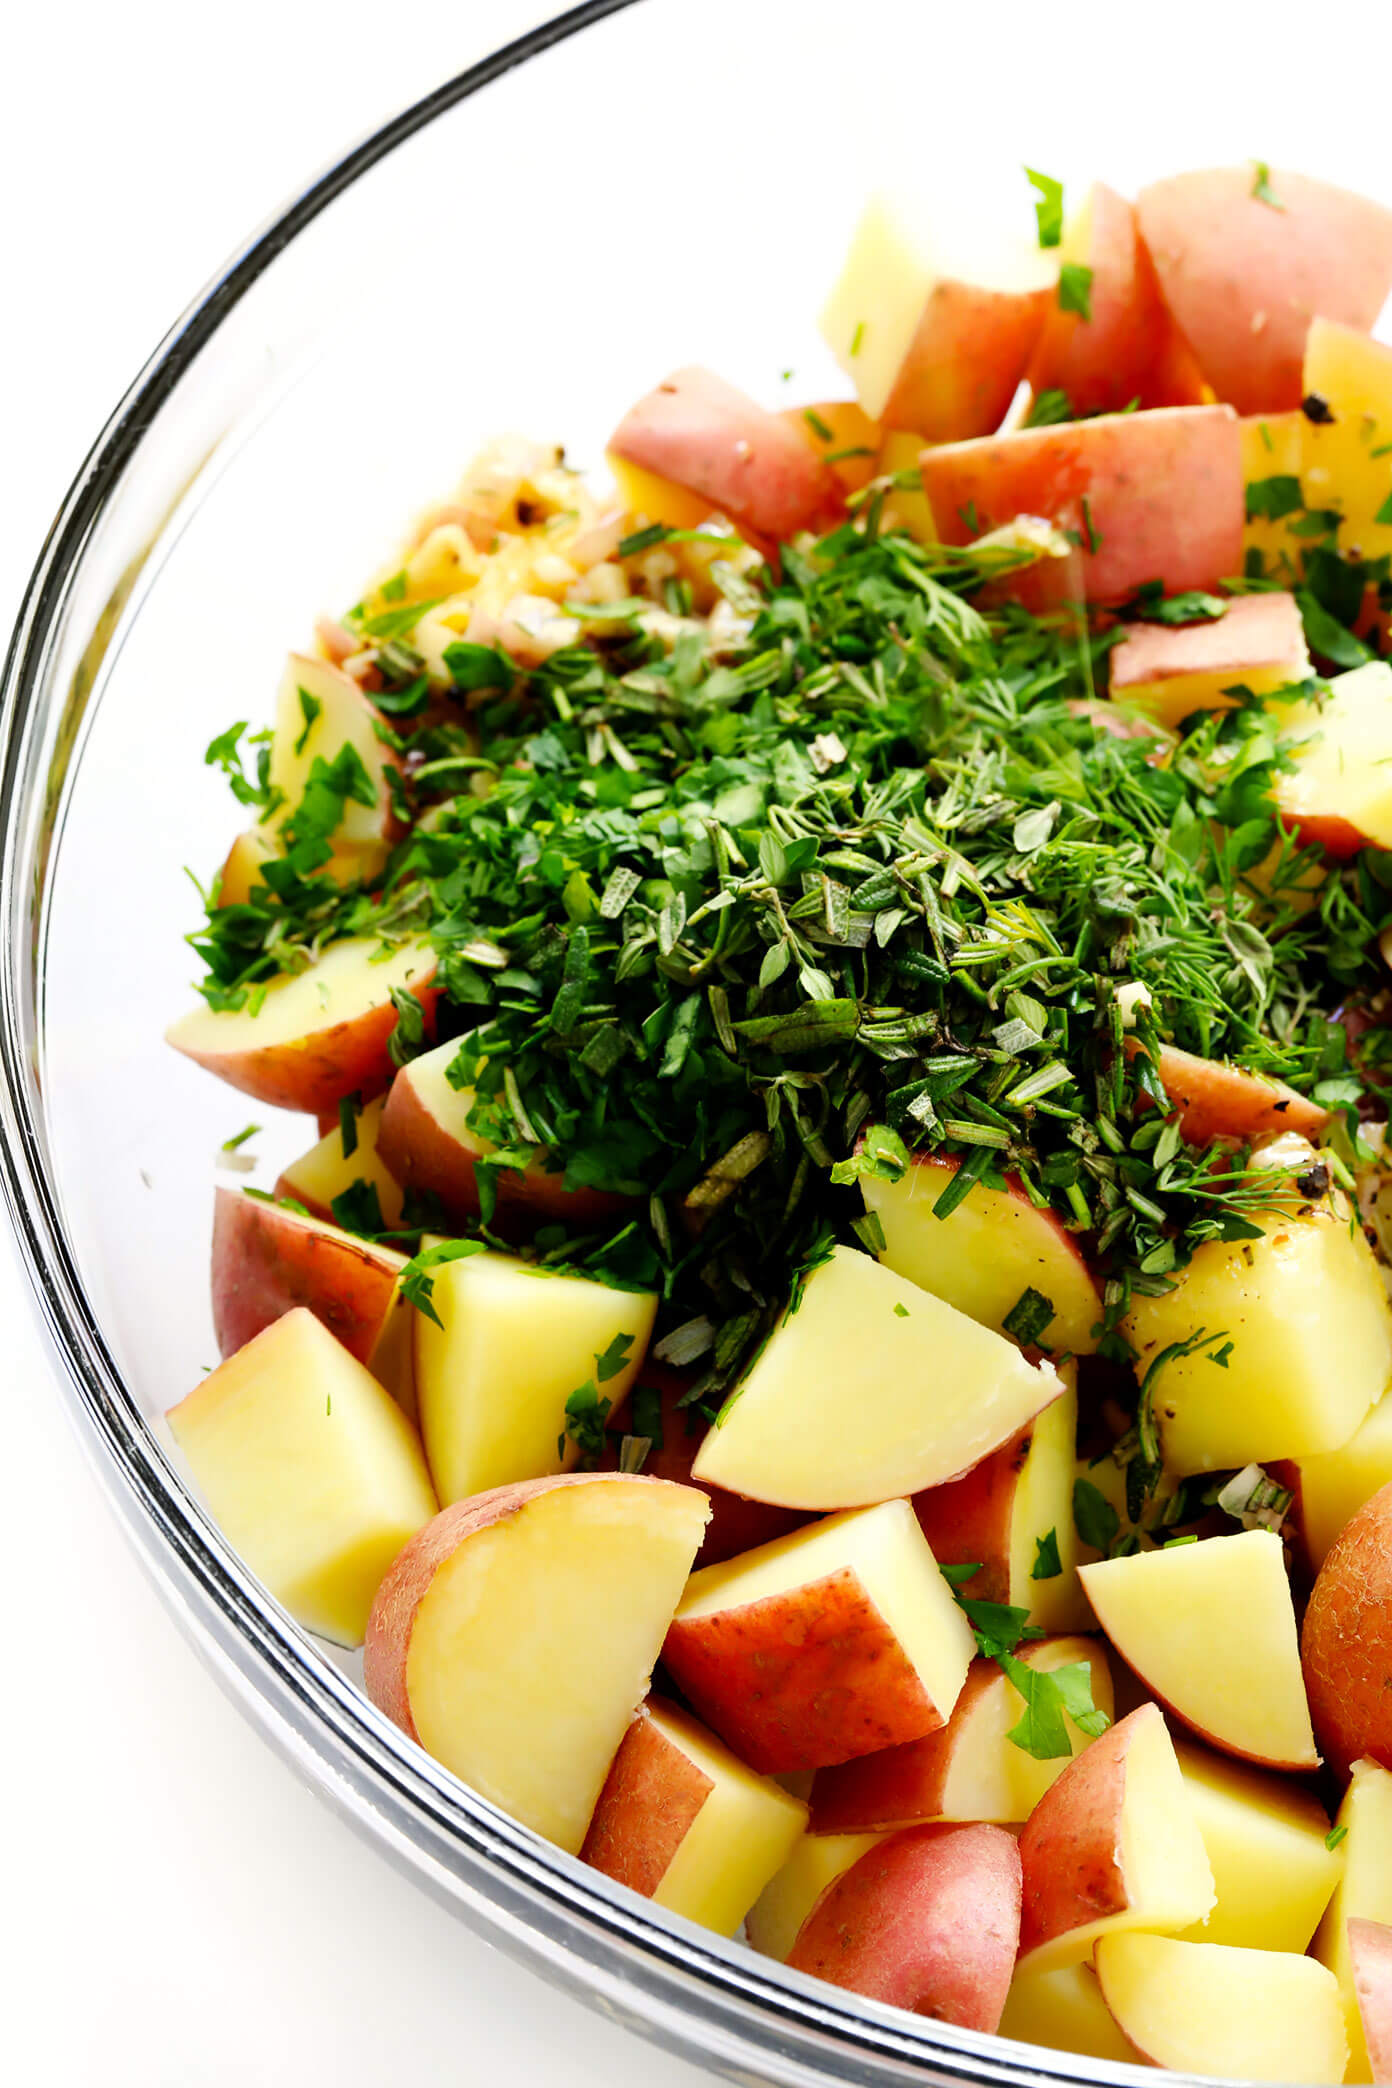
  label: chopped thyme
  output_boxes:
[189,496,1392,1409]
[1025,167,1065,249]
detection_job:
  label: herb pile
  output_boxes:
[194,508,1392,1417]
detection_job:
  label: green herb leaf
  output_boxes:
[1057,263,1094,321]
[1031,1528,1063,1580]
[1002,1286,1056,1347]
[1025,167,1064,248]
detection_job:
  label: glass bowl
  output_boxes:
[4,3,1387,2081]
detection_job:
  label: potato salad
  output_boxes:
[166,158,1392,2082]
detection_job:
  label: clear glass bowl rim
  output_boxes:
[0,7,1207,2083]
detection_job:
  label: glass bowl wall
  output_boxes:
[4,3,1387,2082]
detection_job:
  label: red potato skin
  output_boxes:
[785,1823,1022,2033]
[1137,167,1392,415]
[808,1660,1001,1834]
[210,1184,402,1364]
[1109,589,1306,697]
[609,366,843,553]
[1017,1704,1154,1958]
[918,405,1243,607]
[602,1366,807,1568]
[883,281,1052,444]
[1350,1918,1392,2086]
[579,1701,713,1897]
[364,1474,710,1740]
[911,1428,1032,1607]
[662,1566,946,1775]
[1302,1483,1392,1779]
[375,1064,631,1243]
[1282,812,1374,863]
[175,968,440,1117]
[1026,183,1204,418]
[1131,1038,1330,1146]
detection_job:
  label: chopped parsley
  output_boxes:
[1002,1286,1056,1347]
[1026,168,1065,250]
[944,1563,1108,1760]
[1031,1528,1063,1580]
[1251,162,1284,210]
[189,492,1392,1419]
[1057,263,1094,322]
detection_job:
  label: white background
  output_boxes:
[1,3,714,2081]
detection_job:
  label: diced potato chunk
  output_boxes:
[414,1249,656,1504]
[1303,318,1392,563]
[167,1306,437,1645]
[1109,590,1309,731]
[1122,1202,1392,1472]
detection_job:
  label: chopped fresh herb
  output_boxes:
[1245,474,1304,522]
[1025,388,1075,428]
[1057,263,1094,322]
[803,408,835,443]
[1074,1476,1121,1555]
[330,1177,386,1237]
[1251,161,1284,210]
[399,1238,487,1327]
[1002,1650,1111,1759]
[220,1124,261,1152]
[1002,1286,1056,1347]
[387,988,430,1068]
[1376,491,1392,527]
[190,481,1392,1417]
[337,1091,361,1159]
[617,523,670,559]
[1031,1527,1063,1580]
[1025,167,1064,249]
[1327,1824,1349,1851]
[893,1301,910,1318]
[357,597,447,644]
[293,684,322,757]
[850,321,865,356]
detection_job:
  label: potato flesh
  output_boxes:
[405,1481,707,1854]
[1173,1740,1338,1952]
[607,453,713,531]
[167,935,434,1058]
[1094,1933,1347,2083]
[1241,410,1306,579]
[413,1249,655,1503]
[268,652,395,873]
[167,1307,437,1646]
[676,1500,975,1728]
[1315,1759,1392,2081]
[997,1964,1138,2065]
[692,1245,1061,1508]
[820,190,1053,427]
[1008,1376,1088,1634]
[278,1094,405,1229]
[636,1704,807,1935]
[862,1159,1100,1356]
[1080,1530,1316,1769]
[1020,1708,1214,1974]
[745,1831,885,1962]
[1290,1392,1392,1571]
[1303,318,1392,564]
[1123,1202,1391,1471]
[1271,662,1392,850]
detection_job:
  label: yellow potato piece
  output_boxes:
[167,1306,437,1646]
[1122,1201,1391,1472]
[745,1830,886,1961]
[1315,1758,1392,2083]
[1272,660,1392,850]
[1079,1531,1316,1771]
[279,1094,405,1230]
[997,1963,1138,2066]
[268,652,397,880]
[1303,317,1392,563]
[607,1703,808,1936]
[1174,1740,1339,1952]
[414,1248,656,1504]
[877,429,936,542]
[404,1480,707,1853]
[1288,1391,1392,1572]
[692,1245,1062,1509]
[1095,1933,1347,2083]
[1241,409,1305,580]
